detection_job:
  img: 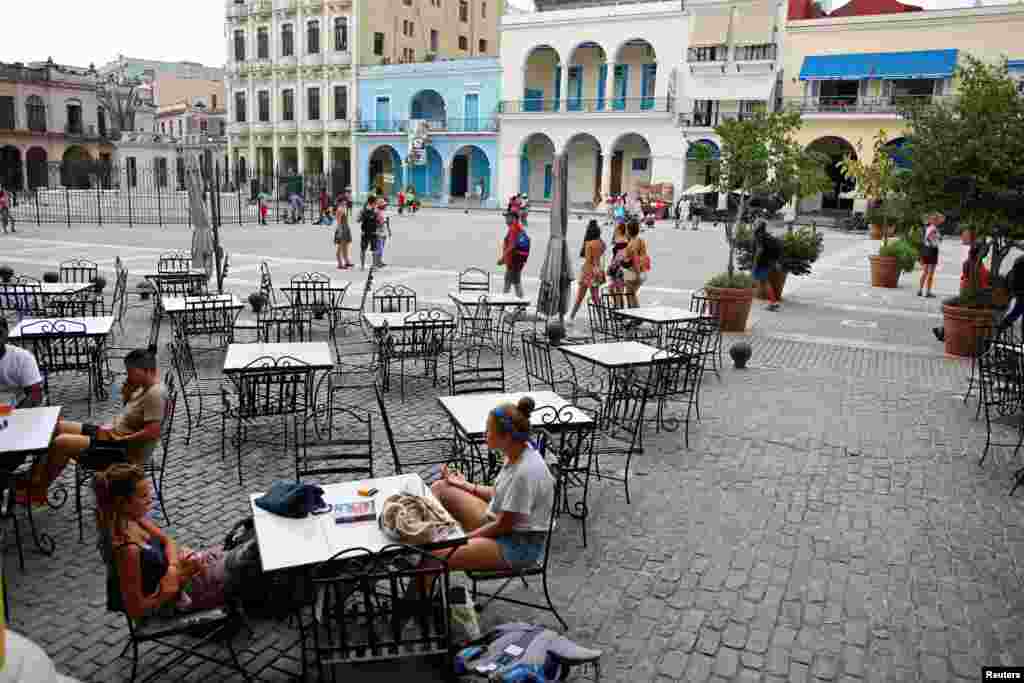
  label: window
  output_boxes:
[334,85,347,119]
[219,120,226,135]
[459,1,468,21]
[98,107,106,137]
[735,43,776,61]
[155,157,168,188]
[235,91,246,122]
[307,87,320,120]
[258,90,270,122]
[479,39,487,53]
[307,21,320,54]
[65,103,83,134]
[0,96,14,130]
[458,36,468,51]
[257,27,269,59]
[282,89,294,121]
[334,17,348,51]
[200,118,208,132]
[373,32,384,56]
[177,119,182,136]
[126,157,137,188]
[688,45,727,62]
[631,158,649,172]
[234,30,245,61]
[409,21,415,36]
[403,0,412,4]
[402,48,415,62]
[281,23,294,56]
[430,29,439,52]
[26,95,45,132]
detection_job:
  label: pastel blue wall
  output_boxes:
[354,58,501,206]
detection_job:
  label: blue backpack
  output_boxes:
[515,230,531,258]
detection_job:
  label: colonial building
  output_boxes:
[782,0,1024,213]
[354,57,501,205]
[224,0,500,191]
[0,60,115,191]
[497,0,685,207]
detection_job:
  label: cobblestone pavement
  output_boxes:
[3,220,1022,682]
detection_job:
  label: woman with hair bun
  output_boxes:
[431,396,554,571]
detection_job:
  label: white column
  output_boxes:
[350,0,361,198]
[559,64,569,113]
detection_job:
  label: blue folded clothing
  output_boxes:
[254,481,326,519]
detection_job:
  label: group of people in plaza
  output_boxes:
[326,189,392,271]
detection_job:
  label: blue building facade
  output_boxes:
[354,57,501,207]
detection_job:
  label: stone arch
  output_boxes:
[519,132,556,201]
[408,145,444,198]
[885,136,911,171]
[61,145,93,188]
[448,145,491,200]
[409,89,447,124]
[367,144,403,198]
[806,136,857,212]
[0,145,23,192]
[609,132,653,197]
[611,38,658,110]
[566,41,609,111]
[522,45,562,112]
[564,132,603,207]
[685,138,721,194]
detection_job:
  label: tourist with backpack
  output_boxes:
[753,222,782,311]
[499,211,529,298]
[621,220,650,308]
[358,196,378,270]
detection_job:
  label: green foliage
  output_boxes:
[878,238,918,274]
[864,205,886,226]
[838,129,900,206]
[706,271,755,289]
[733,225,824,277]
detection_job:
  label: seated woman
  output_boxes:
[431,397,555,572]
[97,464,225,618]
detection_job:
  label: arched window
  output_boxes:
[65,98,83,135]
[26,95,46,132]
[307,20,320,54]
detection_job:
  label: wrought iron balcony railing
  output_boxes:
[499,97,673,114]
[355,117,499,133]
[782,94,952,115]
[678,110,757,127]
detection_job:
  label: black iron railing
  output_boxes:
[356,117,499,133]
[782,94,952,114]
[499,97,673,114]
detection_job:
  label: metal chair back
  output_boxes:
[448,346,506,396]
[157,251,192,274]
[227,355,314,420]
[297,406,374,482]
[59,258,98,284]
[0,281,46,318]
[587,299,627,342]
[372,283,417,313]
[457,267,491,293]
[177,298,240,346]
[286,272,335,313]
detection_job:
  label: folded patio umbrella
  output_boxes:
[185,161,215,283]
[536,153,573,320]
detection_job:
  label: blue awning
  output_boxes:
[799,49,958,81]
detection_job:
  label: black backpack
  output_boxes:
[223,517,315,618]
[761,234,783,262]
[1008,259,1024,295]
[359,207,377,234]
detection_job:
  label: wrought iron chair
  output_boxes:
[19,319,101,408]
[589,366,654,505]
[221,355,315,484]
[587,298,628,343]
[109,267,128,335]
[285,272,339,341]
[377,309,455,400]
[0,279,47,319]
[59,258,99,284]
[375,383,458,482]
[98,530,252,683]
[535,404,596,548]
[175,297,241,350]
[521,332,592,402]
[457,267,491,293]
[253,262,310,343]
[46,286,103,318]
[73,375,178,541]
[453,293,499,350]
[333,268,375,336]
[976,336,1024,473]
[149,274,209,348]
[296,404,374,483]
[372,283,418,313]
[157,250,193,274]
[467,475,567,630]
[639,343,705,448]
[663,317,718,428]
[298,545,454,678]
[448,345,506,396]
[168,338,225,445]
[689,289,723,376]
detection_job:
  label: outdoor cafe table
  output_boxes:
[161,293,243,314]
[612,306,703,346]
[448,291,531,353]
[36,282,95,296]
[0,406,62,558]
[559,340,668,370]
[8,317,114,399]
[222,341,335,374]
[249,473,466,572]
[362,311,458,332]
[437,390,594,482]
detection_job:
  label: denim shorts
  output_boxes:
[495,532,546,570]
[752,266,770,281]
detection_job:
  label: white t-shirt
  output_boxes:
[0,343,43,405]
[487,445,555,533]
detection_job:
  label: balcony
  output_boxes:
[687,45,728,64]
[64,123,101,139]
[782,94,949,116]
[499,97,673,115]
[356,117,500,134]
[678,110,757,128]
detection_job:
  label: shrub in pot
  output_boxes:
[870,238,917,288]
[42,271,59,283]
[865,206,886,240]
[248,292,267,313]
[706,272,755,332]
[0,265,13,283]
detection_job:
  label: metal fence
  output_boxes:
[4,160,356,227]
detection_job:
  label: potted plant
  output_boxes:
[0,265,13,283]
[864,205,886,240]
[42,271,59,283]
[90,275,107,294]
[871,238,917,288]
[900,56,1024,356]
[247,291,267,314]
[136,281,155,300]
[692,109,829,331]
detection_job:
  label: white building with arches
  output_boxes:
[497,1,687,208]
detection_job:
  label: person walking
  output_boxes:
[606,220,629,309]
[0,187,13,234]
[621,221,650,308]
[570,220,606,321]
[358,196,378,270]
[318,188,329,223]
[334,196,353,269]
[499,212,529,298]
[373,197,391,268]
[397,188,406,215]
[752,221,782,311]
[918,212,944,298]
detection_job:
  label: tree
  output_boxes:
[838,129,900,242]
[693,109,832,282]
[95,70,153,136]
[900,55,1024,301]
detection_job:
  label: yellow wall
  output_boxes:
[793,118,911,162]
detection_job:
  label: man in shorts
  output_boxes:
[752,222,782,311]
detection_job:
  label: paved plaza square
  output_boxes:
[2,211,1021,682]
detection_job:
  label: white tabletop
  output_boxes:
[363,311,457,331]
[438,391,593,439]
[279,280,350,292]
[9,316,114,338]
[37,282,94,295]
[162,294,243,313]
[144,270,208,279]
[223,341,334,372]
[250,474,464,572]
[560,341,667,368]
[0,406,60,457]
[613,306,702,325]
[449,291,531,307]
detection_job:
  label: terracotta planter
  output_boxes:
[993,286,1010,308]
[869,255,900,288]
[942,303,996,357]
[754,271,788,301]
[869,224,883,240]
[961,230,975,245]
[706,286,754,333]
